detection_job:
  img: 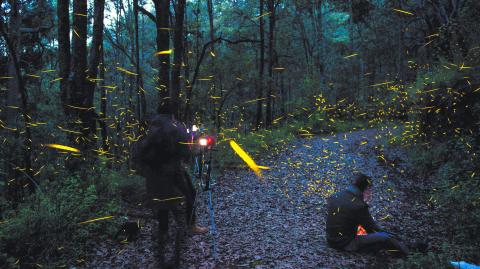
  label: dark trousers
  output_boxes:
[344,232,409,255]
[158,170,197,232]
[155,204,187,268]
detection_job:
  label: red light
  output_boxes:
[198,136,215,147]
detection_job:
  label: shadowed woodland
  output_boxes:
[0,0,480,268]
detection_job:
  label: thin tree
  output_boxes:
[153,0,171,113]
[265,0,276,127]
[0,3,34,194]
[133,0,146,120]
[85,0,105,147]
[58,0,70,113]
[256,0,265,129]
[171,0,186,119]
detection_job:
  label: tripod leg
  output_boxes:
[207,190,218,259]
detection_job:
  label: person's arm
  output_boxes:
[357,205,382,233]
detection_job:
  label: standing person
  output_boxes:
[132,106,207,268]
[325,173,409,256]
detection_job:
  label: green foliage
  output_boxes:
[404,137,480,266]
[396,243,480,269]
[0,164,140,268]
[214,121,300,170]
[395,249,450,269]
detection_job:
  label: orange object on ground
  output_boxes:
[357,225,367,235]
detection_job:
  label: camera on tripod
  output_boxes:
[189,124,216,150]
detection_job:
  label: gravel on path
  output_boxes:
[86,128,435,269]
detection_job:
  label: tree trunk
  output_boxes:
[0,2,34,194]
[265,0,275,128]
[57,0,70,113]
[171,0,186,119]
[183,0,201,123]
[153,0,171,113]
[256,0,265,129]
[134,0,146,121]
[207,0,215,48]
[85,0,105,147]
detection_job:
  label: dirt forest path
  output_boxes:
[86,128,435,269]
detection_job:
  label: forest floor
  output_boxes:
[85,128,441,269]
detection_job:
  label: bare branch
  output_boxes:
[137,5,156,23]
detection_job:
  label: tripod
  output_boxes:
[192,145,219,259]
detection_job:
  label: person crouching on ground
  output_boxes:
[325,173,409,256]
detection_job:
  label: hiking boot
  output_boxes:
[191,225,209,234]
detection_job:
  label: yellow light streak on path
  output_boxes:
[152,196,184,203]
[78,215,114,225]
[392,8,414,15]
[46,144,81,153]
[344,53,358,59]
[229,140,269,178]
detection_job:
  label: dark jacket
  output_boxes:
[132,114,192,209]
[325,185,381,249]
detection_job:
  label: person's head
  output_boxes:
[353,173,373,202]
[157,103,175,119]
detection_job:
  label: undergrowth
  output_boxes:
[0,161,144,268]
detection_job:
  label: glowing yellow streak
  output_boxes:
[229,140,269,178]
[41,69,56,73]
[74,13,87,17]
[424,39,435,47]
[50,78,63,83]
[392,8,414,15]
[26,74,41,78]
[67,104,95,110]
[254,11,271,20]
[0,76,14,79]
[78,215,114,225]
[210,51,216,57]
[46,144,81,153]
[73,29,80,38]
[344,53,358,59]
[244,97,267,104]
[370,81,394,87]
[116,67,138,76]
[152,196,184,203]
[155,49,173,55]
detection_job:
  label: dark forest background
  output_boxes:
[0,0,479,267]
